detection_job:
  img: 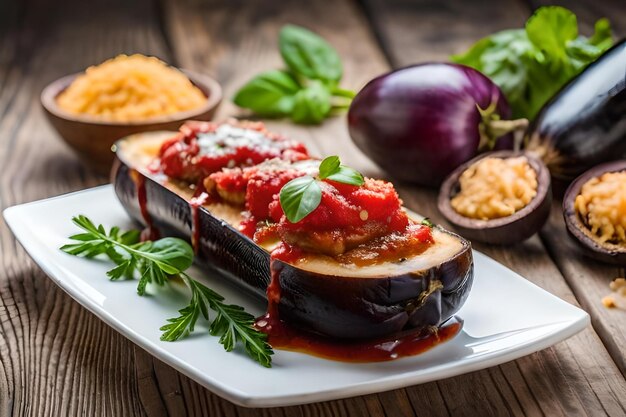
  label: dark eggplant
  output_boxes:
[348,63,525,187]
[563,160,626,265]
[526,40,626,182]
[111,131,474,340]
[438,150,552,245]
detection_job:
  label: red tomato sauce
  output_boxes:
[255,243,459,363]
[147,121,450,362]
[157,121,309,182]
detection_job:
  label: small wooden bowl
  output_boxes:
[438,150,552,245]
[41,69,222,174]
[563,160,626,265]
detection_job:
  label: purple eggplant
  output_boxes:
[111,131,474,340]
[525,40,626,182]
[348,63,526,187]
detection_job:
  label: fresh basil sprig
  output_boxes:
[318,155,365,185]
[233,25,354,124]
[230,70,301,117]
[452,6,612,120]
[279,24,342,85]
[420,218,435,228]
[61,215,273,367]
[279,156,364,223]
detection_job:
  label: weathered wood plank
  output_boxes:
[360,0,530,65]
[161,0,626,416]
[364,0,626,405]
[524,0,626,377]
[1,0,625,416]
[0,0,171,416]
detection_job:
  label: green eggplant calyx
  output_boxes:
[477,100,528,152]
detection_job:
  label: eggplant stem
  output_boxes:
[488,119,529,138]
[477,101,529,152]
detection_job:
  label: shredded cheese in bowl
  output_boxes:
[450,156,538,220]
[574,171,626,245]
[56,54,206,122]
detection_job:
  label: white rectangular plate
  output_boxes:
[4,185,589,408]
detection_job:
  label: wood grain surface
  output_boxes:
[527,0,626,378]
[0,0,625,416]
[366,0,626,379]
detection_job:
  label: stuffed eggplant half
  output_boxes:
[111,121,474,349]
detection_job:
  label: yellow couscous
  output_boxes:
[450,156,538,220]
[57,54,206,121]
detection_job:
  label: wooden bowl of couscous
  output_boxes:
[41,55,222,173]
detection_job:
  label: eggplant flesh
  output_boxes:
[526,40,626,182]
[112,132,474,340]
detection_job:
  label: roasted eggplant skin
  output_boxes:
[275,251,473,338]
[112,136,474,340]
[526,39,626,182]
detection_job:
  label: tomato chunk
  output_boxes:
[158,121,309,182]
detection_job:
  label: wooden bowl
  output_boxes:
[41,69,222,174]
[437,150,552,245]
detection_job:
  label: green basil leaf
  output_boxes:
[421,218,435,228]
[318,156,340,179]
[325,166,364,186]
[279,176,322,223]
[526,6,577,63]
[279,24,342,83]
[290,82,331,124]
[233,70,300,116]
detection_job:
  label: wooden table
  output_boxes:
[0,0,625,415]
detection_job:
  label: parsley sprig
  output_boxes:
[279,156,364,223]
[61,215,273,367]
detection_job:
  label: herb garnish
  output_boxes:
[233,25,354,124]
[420,218,435,228]
[61,215,273,367]
[279,156,364,223]
[452,6,612,119]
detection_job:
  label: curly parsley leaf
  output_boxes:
[452,6,613,119]
[160,275,273,367]
[62,215,273,367]
[62,215,192,295]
